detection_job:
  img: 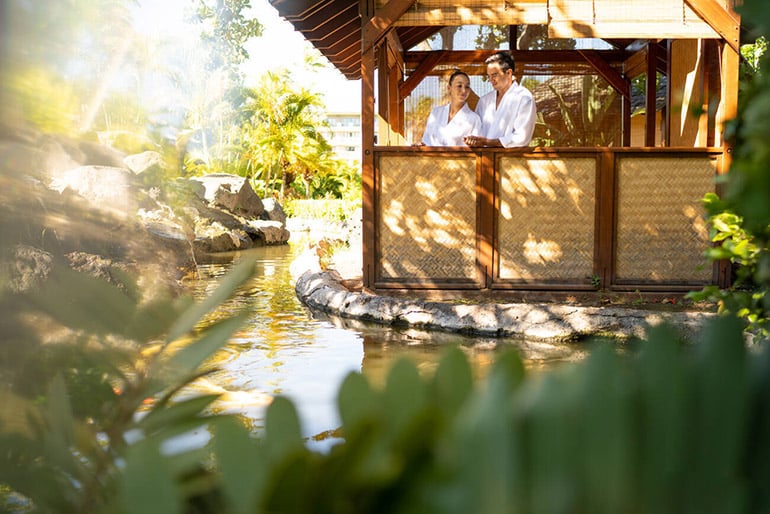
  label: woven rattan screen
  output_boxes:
[377,154,478,282]
[497,156,596,281]
[615,156,715,283]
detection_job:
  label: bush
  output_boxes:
[283,198,361,222]
[1,255,768,514]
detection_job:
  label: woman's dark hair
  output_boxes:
[484,51,515,72]
[448,69,470,86]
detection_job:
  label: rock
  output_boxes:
[48,165,136,217]
[124,151,164,175]
[5,244,54,293]
[190,174,264,219]
[261,198,287,225]
[78,140,126,168]
[1,123,292,302]
[292,248,717,342]
[249,220,290,245]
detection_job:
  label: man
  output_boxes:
[464,51,537,148]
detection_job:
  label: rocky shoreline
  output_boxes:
[1,126,290,297]
[290,232,718,343]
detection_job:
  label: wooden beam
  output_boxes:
[684,0,741,54]
[362,0,416,53]
[399,51,448,98]
[404,49,627,68]
[392,3,547,26]
[579,49,629,99]
[624,46,648,79]
[645,41,658,147]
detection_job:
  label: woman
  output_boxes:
[420,70,481,146]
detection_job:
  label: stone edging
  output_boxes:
[292,254,716,342]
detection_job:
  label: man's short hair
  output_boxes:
[485,51,515,72]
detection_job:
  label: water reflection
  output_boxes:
[185,241,584,449]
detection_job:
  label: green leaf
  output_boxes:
[383,358,425,435]
[338,372,378,433]
[432,346,473,415]
[528,372,580,514]
[158,312,248,385]
[637,325,689,513]
[214,417,266,514]
[123,440,181,514]
[687,315,750,514]
[139,394,221,435]
[265,396,304,461]
[578,345,635,514]
[489,348,526,393]
[42,374,81,478]
[165,258,255,342]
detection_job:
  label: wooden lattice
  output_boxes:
[615,156,715,282]
[497,156,596,281]
[378,154,477,280]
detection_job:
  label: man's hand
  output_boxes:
[464,136,499,147]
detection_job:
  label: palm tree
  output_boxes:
[240,71,334,199]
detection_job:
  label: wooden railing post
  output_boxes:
[477,150,496,288]
[595,148,617,289]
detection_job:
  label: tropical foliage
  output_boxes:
[688,27,770,340]
[1,262,768,513]
[234,71,351,200]
[1,0,359,204]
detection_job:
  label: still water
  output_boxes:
[185,240,582,449]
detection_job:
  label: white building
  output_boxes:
[322,112,361,165]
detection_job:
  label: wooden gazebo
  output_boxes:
[270,0,741,299]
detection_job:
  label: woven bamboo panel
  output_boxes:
[497,157,596,281]
[616,156,715,282]
[378,155,477,280]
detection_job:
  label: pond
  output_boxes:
[184,239,584,450]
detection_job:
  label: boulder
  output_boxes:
[261,197,287,226]
[48,165,136,217]
[124,151,164,176]
[190,174,264,219]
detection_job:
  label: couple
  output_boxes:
[421,51,536,148]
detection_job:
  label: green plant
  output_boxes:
[688,197,768,338]
[284,198,361,222]
[0,259,257,513]
[687,3,770,340]
[3,263,769,514]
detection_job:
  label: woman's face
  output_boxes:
[486,63,513,93]
[448,74,472,105]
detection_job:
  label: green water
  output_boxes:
[185,241,583,449]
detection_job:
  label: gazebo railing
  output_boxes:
[367,146,725,294]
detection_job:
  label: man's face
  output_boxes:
[486,63,513,93]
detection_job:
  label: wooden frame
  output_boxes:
[270,0,742,296]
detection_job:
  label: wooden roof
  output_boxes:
[268,0,435,79]
[269,0,739,80]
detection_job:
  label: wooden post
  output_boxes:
[361,0,376,290]
[595,148,616,288]
[717,37,740,289]
[477,151,495,288]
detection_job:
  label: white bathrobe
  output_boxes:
[475,81,537,147]
[421,103,482,146]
